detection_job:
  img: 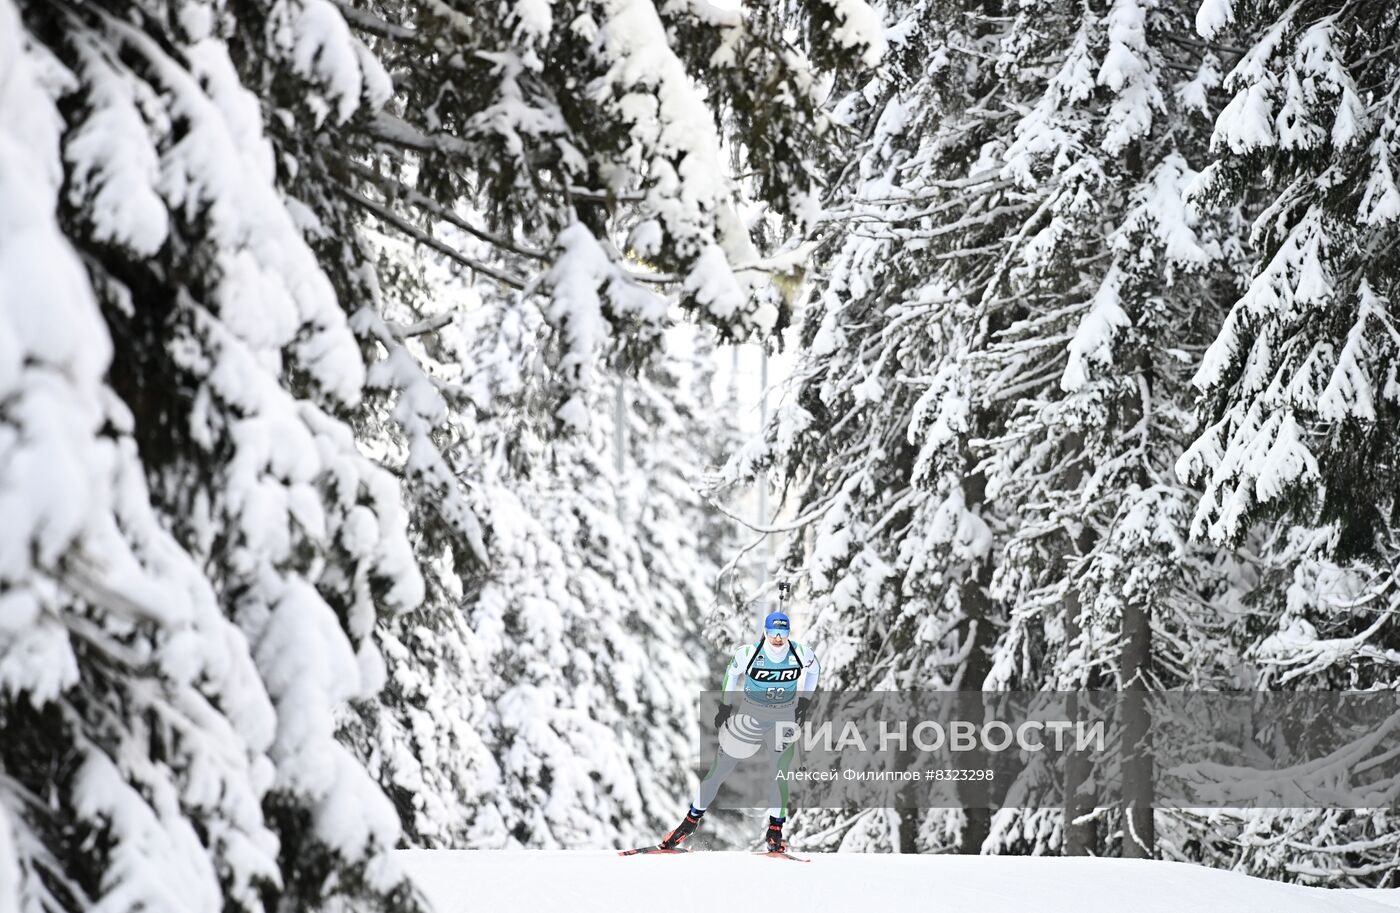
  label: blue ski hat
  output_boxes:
[764,612,791,635]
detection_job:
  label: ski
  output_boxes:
[756,850,809,862]
[618,845,690,856]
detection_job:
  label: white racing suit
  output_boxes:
[693,640,820,819]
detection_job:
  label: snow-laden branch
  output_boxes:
[344,158,548,261]
[341,187,530,290]
[389,312,455,338]
[333,0,417,40]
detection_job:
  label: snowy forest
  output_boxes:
[1,0,1399,909]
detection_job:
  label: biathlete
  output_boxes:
[658,607,820,853]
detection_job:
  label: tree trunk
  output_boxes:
[1119,598,1155,858]
[1062,673,1098,855]
[1116,253,1156,859]
[1057,431,1099,857]
[897,807,920,855]
[956,468,995,855]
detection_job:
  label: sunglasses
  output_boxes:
[765,628,789,638]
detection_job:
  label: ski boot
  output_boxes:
[764,816,788,853]
[659,806,705,850]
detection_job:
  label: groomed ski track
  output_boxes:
[398,849,1400,913]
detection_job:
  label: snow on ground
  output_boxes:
[398,849,1400,913]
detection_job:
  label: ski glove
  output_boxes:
[714,703,733,730]
[795,697,812,726]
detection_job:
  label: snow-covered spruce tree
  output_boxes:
[961,0,1251,859]
[1,12,284,910]
[1168,0,1400,886]
[4,2,428,911]
[740,0,1255,857]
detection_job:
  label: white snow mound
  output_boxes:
[398,849,1399,913]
